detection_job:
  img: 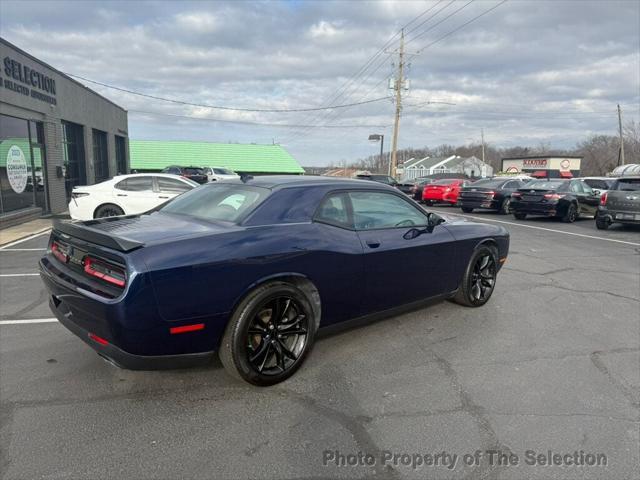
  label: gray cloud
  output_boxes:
[1,0,638,166]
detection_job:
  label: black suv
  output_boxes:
[596,176,640,229]
[161,166,208,184]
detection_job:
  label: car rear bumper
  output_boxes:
[598,207,640,224]
[459,199,500,209]
[50,296,214,370]
[40,259,216,370]
[511,201,558,216]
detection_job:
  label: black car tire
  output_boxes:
[562,203,578,223]
[596,216,610,230]
[461,207,474,213]
[499,198,511,215]
[94,204,124,218]
[219,281,317,386]
[452,245,498,307]
[514,212,527,220]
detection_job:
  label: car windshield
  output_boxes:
[184,167,205,175]
[469,179,504,188]
[160,184,269,222]
[616,179,640,191]
[524,180,567,190]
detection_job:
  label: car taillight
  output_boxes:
[71,192,89,199]
[83,256,126,288]
[543,193,565,201]
[51,241,69,264]
[600,192,608,206]
[486,191,495,198]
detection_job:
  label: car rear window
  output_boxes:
[432,179,457,185]
[184,167,205,175]
[524,180,568,190]
[160,184,269,222]
[213,168,234,175]
[615,179,640,191]
[469,179,505,188]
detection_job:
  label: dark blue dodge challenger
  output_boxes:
[40,176,509,385]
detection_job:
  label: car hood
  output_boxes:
[81,211,239,245]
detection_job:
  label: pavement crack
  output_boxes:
[590,351,640,410]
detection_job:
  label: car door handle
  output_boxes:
[116,194,127,197]
[158,195,169,199]
[366,239,381,249]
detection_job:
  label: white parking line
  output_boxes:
[0,318,58,325]
[441,211,640,247]
[0,273,40,277]
[0,248,46,252]
[0,229,51,250]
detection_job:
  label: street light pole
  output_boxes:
[368,134,384,173]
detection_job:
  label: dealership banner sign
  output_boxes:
[6,145,28,194]
[1,56,57,105]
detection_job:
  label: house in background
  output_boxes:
[401,155,493,180]
[129,140,304,175]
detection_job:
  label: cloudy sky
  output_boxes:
[1,0,639,166]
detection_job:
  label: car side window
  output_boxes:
[315,193,351,228]
[504,181,519,189]
[570,181,583,193]
[580,181,594,195]
[349,191,427,230]
[158,177,192,193]
[115,177,154,192]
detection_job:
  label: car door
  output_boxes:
[156,176,194,203]
[568,180,594,215]
[112,176,158,214]
[348,190,457,314]
[578,180,600,214]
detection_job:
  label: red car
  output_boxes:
[422,179,468,205]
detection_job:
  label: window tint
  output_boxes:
[616,179,640,191]
[504,181,521,189]
[316,193,350,227]
[184,167,204,175]
[580,181,594,195]
[158,177,192,193]
[160,184,268,222]
[213,168,234,175]
[570,181,583,193]
[349,191,427,230]
[583,179,607,189]
[116,177,153,192]
[526,180,567,190]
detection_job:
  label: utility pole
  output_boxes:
[617,104,625,166]
[390,29,405,179]
[481,128,486,163]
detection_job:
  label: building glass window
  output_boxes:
[115,135,127,175]
[92,129,109,183]
[0,114,48,215]
[62,120,86,199]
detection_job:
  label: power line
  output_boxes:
[416,0,509,54]
[405,0,475,47]
[129,109,391,128]
[64,72,390,112]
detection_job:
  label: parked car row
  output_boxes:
[160,165,240,184]
[415,173,640,229]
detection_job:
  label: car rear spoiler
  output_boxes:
[53,218,145,253]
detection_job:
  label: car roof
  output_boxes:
[112,173,192,181]
[220,175,396,190]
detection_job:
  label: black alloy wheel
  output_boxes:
[500,198,511,215]
[94,204,124,218]
[246,296,309,375]
[219,282,317,386]
[563,203,578,223]
[452,246,498,307]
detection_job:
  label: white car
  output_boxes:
[202,167,240,182]
[580,176,616,196]
[69,173,199,220]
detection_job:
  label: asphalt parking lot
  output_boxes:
[1,210,639,480]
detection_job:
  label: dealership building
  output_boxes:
[0,38,129,226]
[501,155,582,179]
